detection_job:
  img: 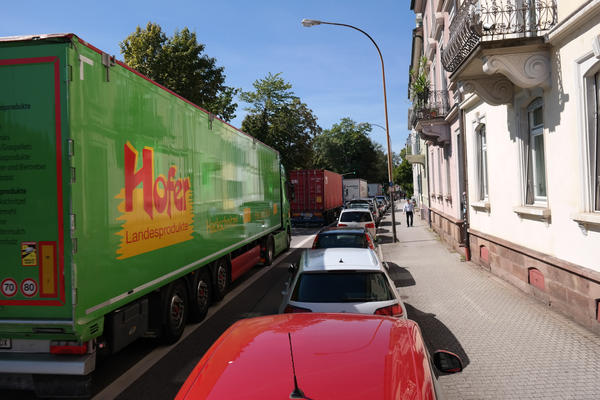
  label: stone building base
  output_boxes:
[429,209,465,255]
[468,228,600,335]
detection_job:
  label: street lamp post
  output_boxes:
[302,19,398,242]
[340,171,355,206]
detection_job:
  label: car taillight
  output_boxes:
[50,341,88,355]
[365,223,375,229]
[338,223,347,227]
[365,234,375,249]
[312,236,319,248]
[283,305,312,313]
[374,303,404,317]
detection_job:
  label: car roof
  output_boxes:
[176,313,432,400]
[299,248,381,272]
[318,226,368,235]
[340,208,371,213]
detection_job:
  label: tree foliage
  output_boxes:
[394,148,414,198]
[120,22,238,121]
[241,73,320,172]
[312,119,388,183]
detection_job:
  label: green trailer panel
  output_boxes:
[0,35,287,339]
[0,43,72,320]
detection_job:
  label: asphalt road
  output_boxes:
[89,226,319,400]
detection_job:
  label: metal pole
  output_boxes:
[315,21,398,242]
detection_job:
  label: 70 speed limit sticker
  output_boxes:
[1,278,18,297]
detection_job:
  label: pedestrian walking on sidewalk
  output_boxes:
[404,199,414,227]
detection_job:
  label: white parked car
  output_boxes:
[279,248,406,318]
[337,208,377,239]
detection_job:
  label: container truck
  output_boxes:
[0,33,292,397]
[343,178,368,203]
[289,169,343,225]
[368,183,383,197]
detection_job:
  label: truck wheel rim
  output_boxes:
[170,294,185,329]
[217,265,227,292]
[197,280,209,309]
[268,243,273,260]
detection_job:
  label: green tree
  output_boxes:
[312,119,387,183]
[120,22,238,121]
[394,148,414,198]
[240,73,320,171]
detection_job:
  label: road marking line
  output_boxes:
[93,234,316,400]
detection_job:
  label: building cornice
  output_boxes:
[547,0,600,45]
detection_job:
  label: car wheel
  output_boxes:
[213,258,229,300]
[161,280,188,344]
[189,269,212,322]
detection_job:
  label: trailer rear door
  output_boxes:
[0,47,71,320]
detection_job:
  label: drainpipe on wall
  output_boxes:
[459,105,471,261]
[425,142,432,229]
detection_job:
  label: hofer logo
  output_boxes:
[124,142,191,219]
[116,142,194,259]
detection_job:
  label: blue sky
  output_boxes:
[2,0,415,154]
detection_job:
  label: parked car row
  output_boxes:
[177,213,464,399]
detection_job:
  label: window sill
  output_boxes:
[571,212,600,228]
[513,205,551,219]
[471,201,490,212]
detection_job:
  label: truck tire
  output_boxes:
[189,269,212,323]
[161,280,188,344]
[263,235,275,266]
[213,258,229,301]
[285,228,291,250]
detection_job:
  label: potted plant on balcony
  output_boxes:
[410,57,430,111]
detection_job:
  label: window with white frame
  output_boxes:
[594,72,600,211]
[437,148,443,196]
[445,145,452,198]
[525,98,546,204]
[476,124,488,200]
[430,149,436,195]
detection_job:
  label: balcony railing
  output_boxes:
[441,0,557,73]
[412,90,450,124]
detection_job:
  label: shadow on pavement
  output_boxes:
[386,262,416,287]
[405,303,470,374]
[378,236,396,244]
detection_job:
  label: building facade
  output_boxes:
[411,0,600,334]
[409,0,466,253]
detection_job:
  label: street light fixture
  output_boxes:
[302,18,398,242]
[340,171,355,206]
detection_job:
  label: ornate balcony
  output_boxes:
[413,90,450,122]
[410,90,451,145]
[442,0,557,73]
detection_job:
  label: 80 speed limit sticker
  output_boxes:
[1,278,18,297]
[20,279,38,297]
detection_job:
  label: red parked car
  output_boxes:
[176,313,462,400]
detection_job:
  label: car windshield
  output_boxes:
[314,233,368,248]
[291,271,394,302]
[340,211,372,222]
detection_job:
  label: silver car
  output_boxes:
[279,248,406,318]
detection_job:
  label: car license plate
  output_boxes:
[0,338,11,349]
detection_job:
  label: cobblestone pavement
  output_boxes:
[380,200,600,400]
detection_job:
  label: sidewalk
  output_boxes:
[380,200,600,400]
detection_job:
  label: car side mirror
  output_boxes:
[288,263,297,275]
[433,350,463,373]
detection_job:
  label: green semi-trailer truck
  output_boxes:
[0,33,292,396]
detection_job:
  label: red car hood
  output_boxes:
[176,313,435,400]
